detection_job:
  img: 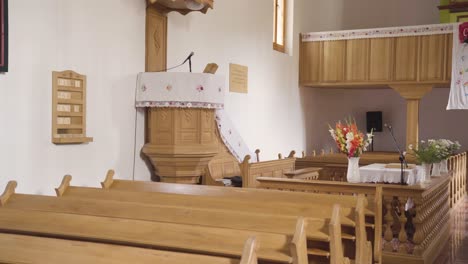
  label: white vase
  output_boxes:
[347,157,361,183]
[431,162,441,176]
[421,163,432,182]
[439,159,449,174]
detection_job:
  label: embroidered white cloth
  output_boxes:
[302,23,453,42]
[215,109,257,163]
[134,72,257,163]
[135,72,225,109]
[359,163,422,185]
[447,23,468,110]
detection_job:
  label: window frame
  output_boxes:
[273,0,286,53]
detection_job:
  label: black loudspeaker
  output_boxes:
[366,111,382,133]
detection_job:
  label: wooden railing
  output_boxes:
[448,152,467,208]
[256,175,451,264]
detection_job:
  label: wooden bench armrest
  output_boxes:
[0,181,17,206]
[55,175,72,197]
[240,236,259,264]
[101,169,115,189]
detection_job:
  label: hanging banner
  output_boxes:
[447,22,468,110]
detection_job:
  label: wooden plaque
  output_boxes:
[229,63,248,93]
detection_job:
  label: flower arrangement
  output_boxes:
[329,118,374,158]
[409,139,461,163]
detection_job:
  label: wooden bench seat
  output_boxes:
[59,176,358,226]
[0,181,349,264]
[57,176,370,263]
[100,170,366,217]
[0,207,295,263]
[3,191,332,243]
[0,233,255,264]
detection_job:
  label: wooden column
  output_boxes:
[390,85,432,149]
[146,6,167,72]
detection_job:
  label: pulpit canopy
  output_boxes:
[147,0,214,15]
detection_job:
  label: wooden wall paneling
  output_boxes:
[369,38,394,82]
[146,7,167,72]
[322,41,346,82]
[299,40,321,84]
[345,39,369,82]
[394,36,419,81]
[419,34,447,82]
[446,34,453,81]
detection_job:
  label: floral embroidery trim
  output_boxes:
[135,101,224,109]
[302,23,454,42]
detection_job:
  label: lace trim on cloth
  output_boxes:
[135,101,223,109]
[302,23,454,42]
[215,109,257,163]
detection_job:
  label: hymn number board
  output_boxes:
[52,70,93,144]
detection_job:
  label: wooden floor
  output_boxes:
[434,197,468,264]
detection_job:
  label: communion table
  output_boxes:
[359,163,422,185]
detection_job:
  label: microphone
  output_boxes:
[183,52,195,64]
[154,52,195,72]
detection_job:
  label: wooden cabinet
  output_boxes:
[299,33,453,87]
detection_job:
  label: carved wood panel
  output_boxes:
[146,7,167,72]
[322,41,346,82]
[300,41,321,84]
[149,108,174,145]
[345,39,369,81]
[369,38,393,81]
[394,36,419,81]
[419,34,446,81]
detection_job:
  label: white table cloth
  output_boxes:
[359,163,423,185]
[136,72,225,109]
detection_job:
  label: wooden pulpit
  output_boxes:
[136,72,225,183]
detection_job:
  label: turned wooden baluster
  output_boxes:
[412,198,425,256]
[383,196,394,251]
[397,196,408,254]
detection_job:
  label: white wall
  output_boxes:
[0,0,146,194]
[165,0,307,160]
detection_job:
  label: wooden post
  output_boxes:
[390,85,432,149]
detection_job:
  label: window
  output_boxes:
[273,0,286,53]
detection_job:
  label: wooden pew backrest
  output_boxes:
[0,233,243,264]
[241,155,296,187]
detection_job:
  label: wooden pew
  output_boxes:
[0,233,258,264]
[1,181,322,264]
[256,177,383,264]
[99,173,372,263]
[0,206,295,264]
[64,176,367,263]
[240,154,295,187]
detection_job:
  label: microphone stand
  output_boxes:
[386,125,407,185]
[189,57,192,73]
